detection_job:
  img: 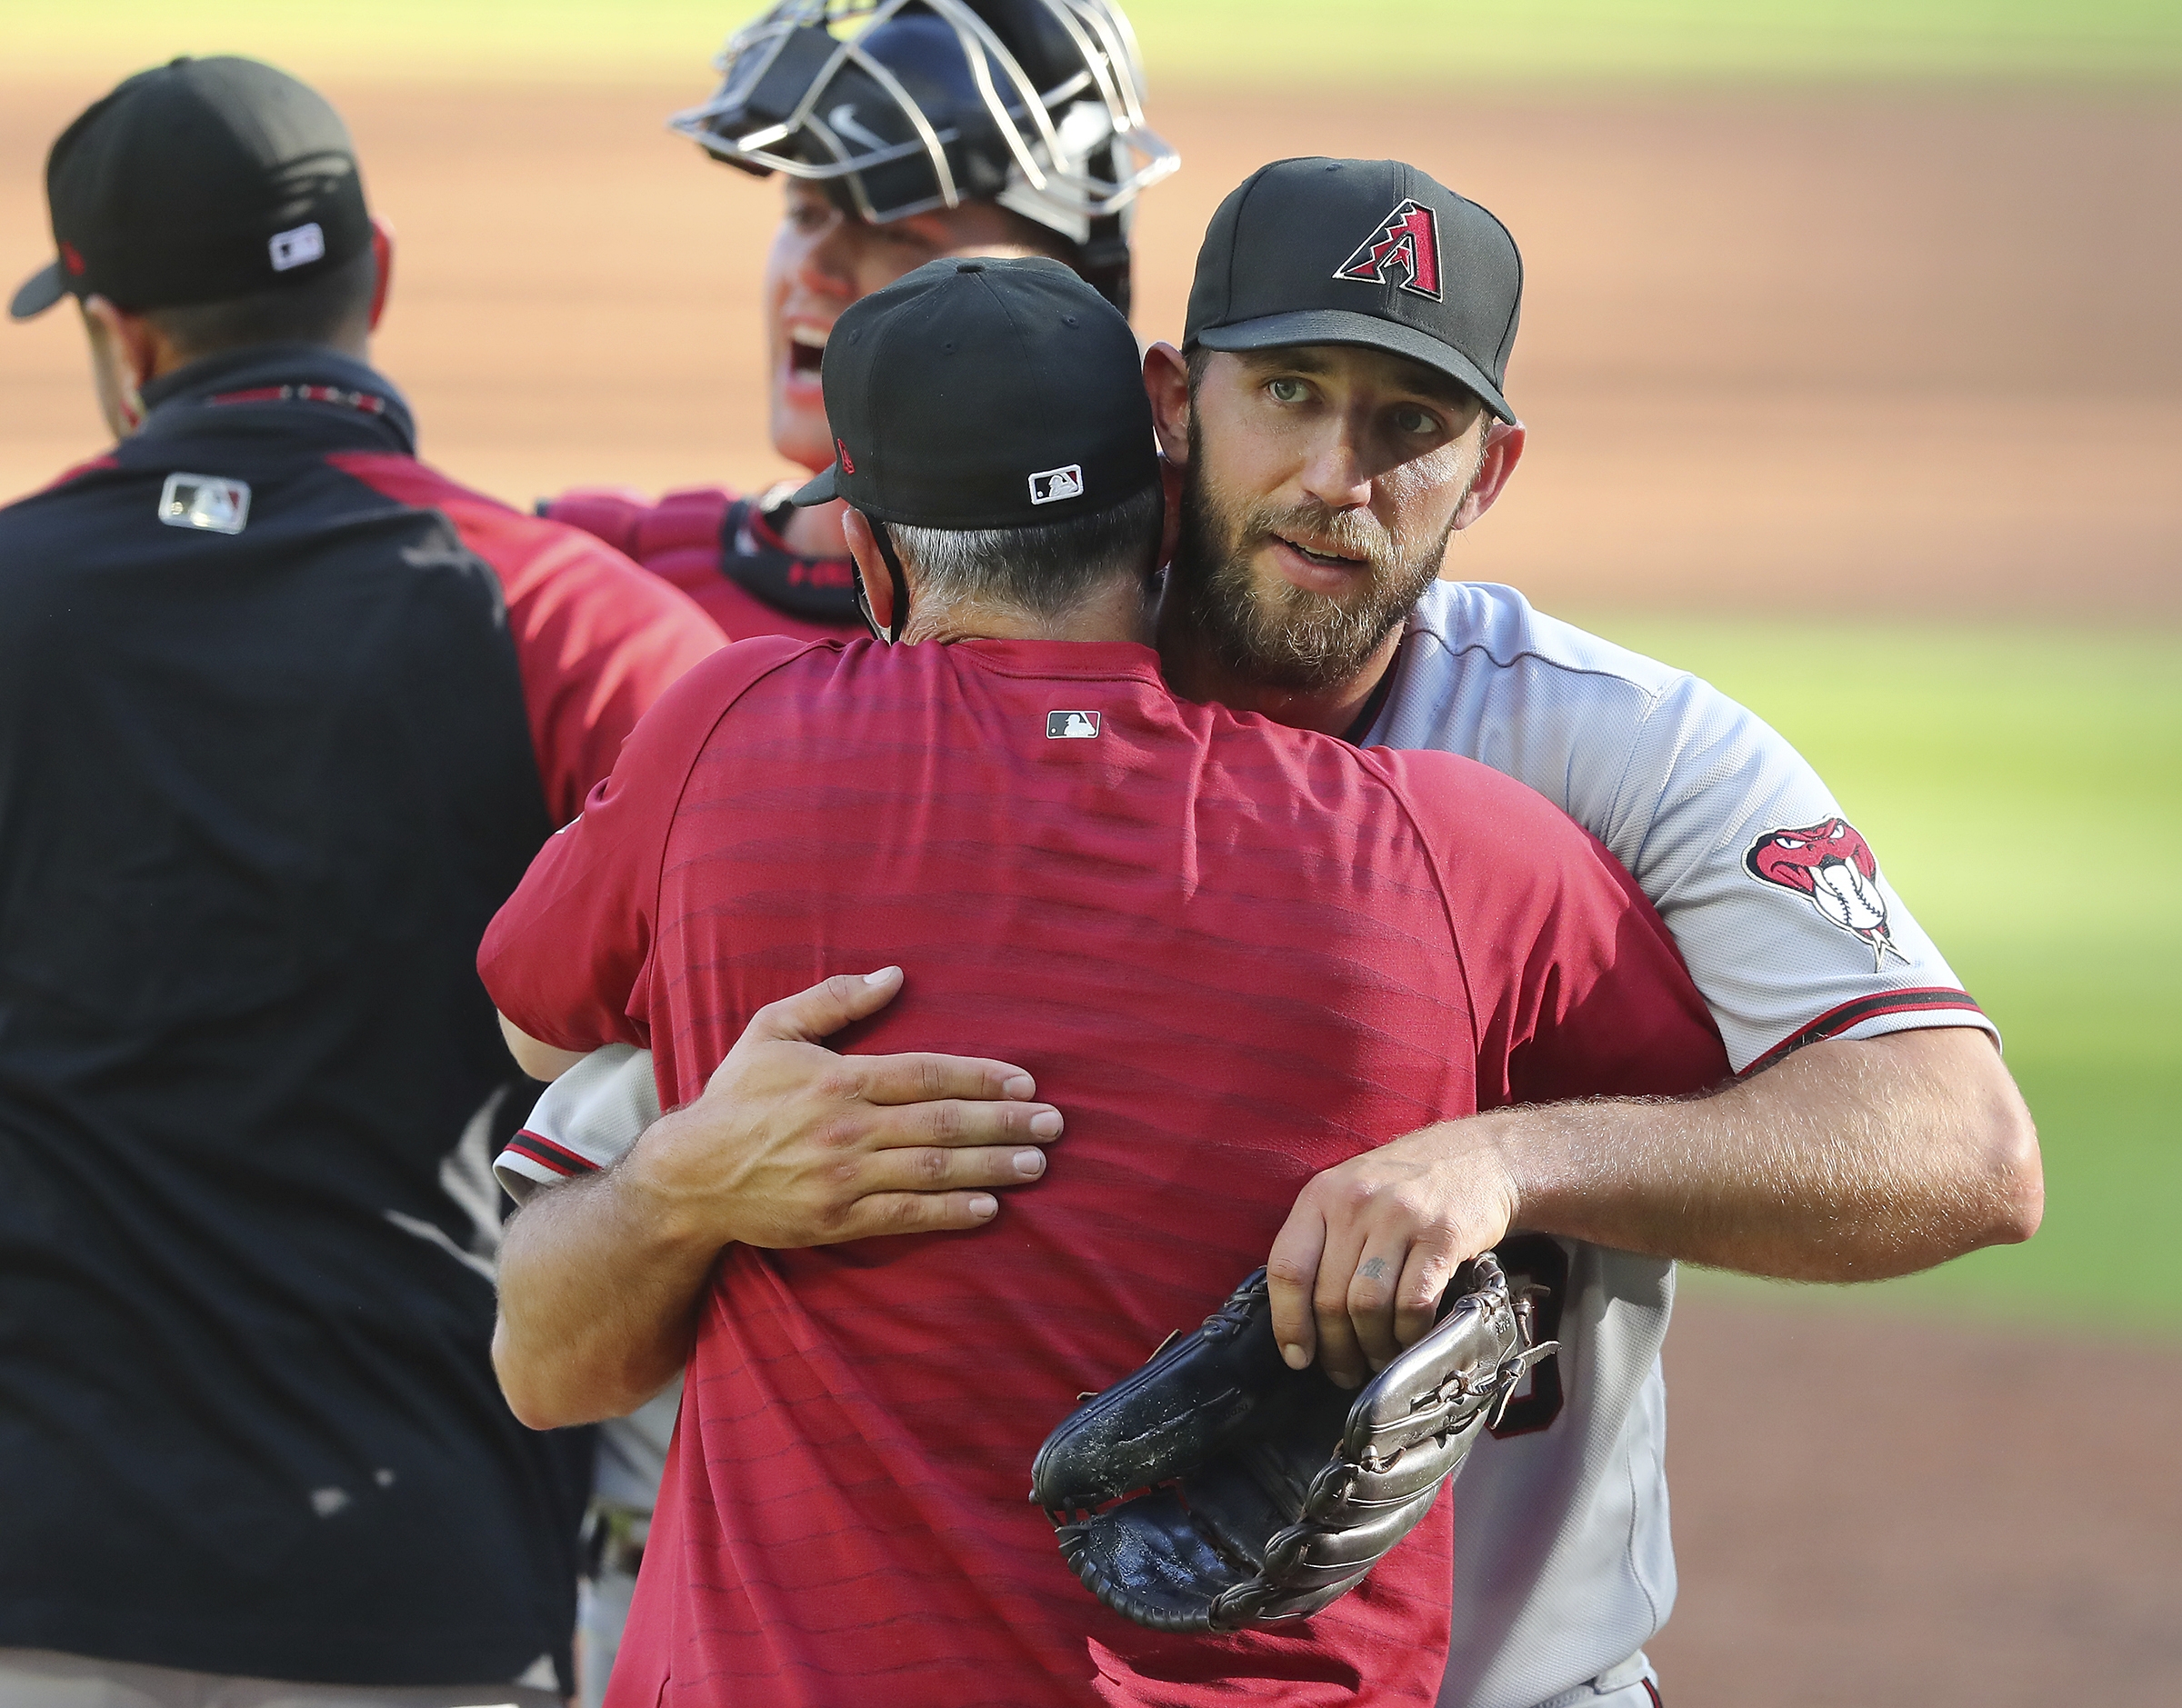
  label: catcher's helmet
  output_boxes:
[668,0,1176,311]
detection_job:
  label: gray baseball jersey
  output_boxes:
[1365,580,1986,1708]
[495,582,1988,1708]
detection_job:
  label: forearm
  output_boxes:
[1501,1027,2043,1281]
[493,1121,717,1428]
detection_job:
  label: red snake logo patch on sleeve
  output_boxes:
[1745,816,1909,970]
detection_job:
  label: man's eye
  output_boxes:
[1267,377,1307,404]
[1394,406,1442,435]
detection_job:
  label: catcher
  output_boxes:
[481,256,1728,1704]
[540,0,1176,642]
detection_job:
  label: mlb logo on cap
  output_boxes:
[268,222,325,273]
[1029,464,1084,505]
[158,473,251,534]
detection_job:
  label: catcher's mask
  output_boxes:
[668,0,1177,311]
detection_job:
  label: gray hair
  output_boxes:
[889,483,1163,624]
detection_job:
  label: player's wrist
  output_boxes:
[617,1106,744,1257]
[1465,1101,1608,1245]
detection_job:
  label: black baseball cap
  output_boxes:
[10,56,371,323]
[792,255,1158,529]
[1184,157,1522,424]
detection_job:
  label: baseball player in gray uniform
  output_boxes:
[491,160,2040,1708]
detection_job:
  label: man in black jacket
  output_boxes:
[0,57,723,1702]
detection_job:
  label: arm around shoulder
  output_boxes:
[1506,1023,2041,1283]
[494,1119,719,1429]
[1267,754,2042,1382]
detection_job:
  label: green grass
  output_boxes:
[10,1,2180,87]
[1586,619,2182,1335]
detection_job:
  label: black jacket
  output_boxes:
[0,345,716,1688]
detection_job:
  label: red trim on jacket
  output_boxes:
[329,454,726,824]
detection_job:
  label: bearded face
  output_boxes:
[1168,413,1469,694]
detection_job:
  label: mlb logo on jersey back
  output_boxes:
[1046,711,1100,739]
[157,474,251,534]
[1029,464,1084,505]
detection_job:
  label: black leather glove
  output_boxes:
[1031,1253,1556,1633]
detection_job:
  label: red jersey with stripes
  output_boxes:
[542,484,866,644]
[479,635,1728,1708]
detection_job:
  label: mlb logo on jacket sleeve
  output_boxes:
[1046,711,1100,739]
[157,473,251,534]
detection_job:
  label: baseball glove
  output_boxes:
[1030,1253,1556,1633]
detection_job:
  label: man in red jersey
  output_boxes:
[481,256,1727,1706]
[538,0,1176,643]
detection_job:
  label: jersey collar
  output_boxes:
[136,345,416,455]
[951,637,1165,681]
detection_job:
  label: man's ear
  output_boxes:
[366,216,395,333]
[79,295,164,437]
[1453,419,1526,532]
[1144,341,1191,464]
[839,506,894,634]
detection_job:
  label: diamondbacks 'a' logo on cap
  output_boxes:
[1335,198,1442,301]
[157,472,251,534]
[1029,464,1084,505]
[836,437,856,474]
[1046,710,1100,739]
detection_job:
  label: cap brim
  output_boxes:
[9,261,66,322]
[1196,309,1515,425]
[789,464,840,506]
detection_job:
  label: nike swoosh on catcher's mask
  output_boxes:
[828,104,891,154]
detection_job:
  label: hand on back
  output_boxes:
[627,966,1063,1249]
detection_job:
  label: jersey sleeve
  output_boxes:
[1373,749,1732,1109]
[493,1043,663,1204]
[328,454,728,825]
[490,525,726,827]
[1376,589,1993,1075]
[477,634,815,1060]
[1601,670,1993,1074]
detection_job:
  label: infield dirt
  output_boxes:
[2,75,2177,1703]
[4,81,2177,615]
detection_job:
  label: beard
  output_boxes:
[1168,423,1466,694]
